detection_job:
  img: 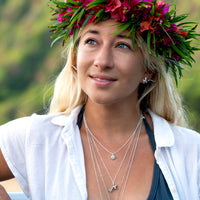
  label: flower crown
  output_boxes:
[49,0,200,84]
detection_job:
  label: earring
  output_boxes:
[72,65,77,70]
[142,77,148,84]
[142,77,155,84]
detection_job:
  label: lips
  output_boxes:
[89,74,117,86]
[90,74,117,81]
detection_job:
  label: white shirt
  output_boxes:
[0,106,199,200]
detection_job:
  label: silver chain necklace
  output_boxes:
[84,114,144,199]
[84,114,143,160]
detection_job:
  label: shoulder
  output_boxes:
[0,106,83,145]
[149,110,200,149]
[170,125,200,154]
[0,113,59,135]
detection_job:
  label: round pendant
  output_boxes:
[111,154,116,160]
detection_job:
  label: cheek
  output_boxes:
[121,60,144,82]
[76,55,90,88]
[76,46,92,69]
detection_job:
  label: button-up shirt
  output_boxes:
[0,106,199,199]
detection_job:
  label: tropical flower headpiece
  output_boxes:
[49,0,200,84]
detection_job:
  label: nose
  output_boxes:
[93,45,114,70]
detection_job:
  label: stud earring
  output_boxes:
[142,77,148,84]
[142,77,155,84]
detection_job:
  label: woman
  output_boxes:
[0,0,200,199]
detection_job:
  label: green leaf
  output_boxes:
[77,8,85,24]
[177,22,198,27]
[152,33,156,54]
[95,8,104,18]
[73,28,79,52]
[51,35,64,47]
[147,32,152,54]
[131,30,136,49]
[171,14,188,23]
[69,7,83,26]
[111,23,131,35]
[70,6,83,22]
[81,11,94,29]
[170,65,178,86]
[176,63,183,78]
[159,23,175,44]
[87,0,106,9]
[67,0,82,5]
[50,28,67,39]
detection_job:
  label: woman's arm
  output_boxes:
[0,149,14,181]
[0,184,11,200]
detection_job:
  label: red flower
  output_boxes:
[176,27,188,39]
[140,20,154,33]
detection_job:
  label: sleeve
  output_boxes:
[198,151,200,199]
[0,116,32,194]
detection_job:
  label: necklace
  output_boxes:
[84,114,143,160]
[117,123,142,199]
[84,114,144,199]
[87,129,110,200]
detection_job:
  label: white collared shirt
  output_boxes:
[0,106,200,200]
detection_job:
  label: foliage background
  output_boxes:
[0,0,200,131]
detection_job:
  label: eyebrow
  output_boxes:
[83,30,99,37]
[83,29,132,40]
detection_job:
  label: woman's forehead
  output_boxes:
[81,19,130,37]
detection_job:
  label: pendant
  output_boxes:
[111,154,116,160]
[109,184,118,192]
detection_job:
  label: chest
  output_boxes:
[81,129,155,200]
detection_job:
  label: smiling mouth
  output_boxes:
[89,75,117,86]
[93,77,112,82]
[90,75,117,81]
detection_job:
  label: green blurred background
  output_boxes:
[0,0,200,131]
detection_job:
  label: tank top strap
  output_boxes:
[142,114,173,200]
[143,116,156,152]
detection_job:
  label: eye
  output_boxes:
[117,43,130,49]
[85,39,97,45]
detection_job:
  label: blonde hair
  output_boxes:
[49,34,186,127]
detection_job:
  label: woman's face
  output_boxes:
[76,19,145,105]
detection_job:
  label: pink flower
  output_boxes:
[57,7,73,22]
[105,0,122,12]
[156,1,169,15]
[80,0,94,7]
[105,0,132,22]
[130,0,140,10]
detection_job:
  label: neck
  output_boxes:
[84,99,142,141]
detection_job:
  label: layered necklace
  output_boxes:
[83,114,144,199]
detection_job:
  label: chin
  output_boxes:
[89,95,123,106]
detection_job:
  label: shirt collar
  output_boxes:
[51,106,175,148]
[51,105,83,127]
[149,110,175,147]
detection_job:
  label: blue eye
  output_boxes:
[117,43,130,49]
[86,39,96,45]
